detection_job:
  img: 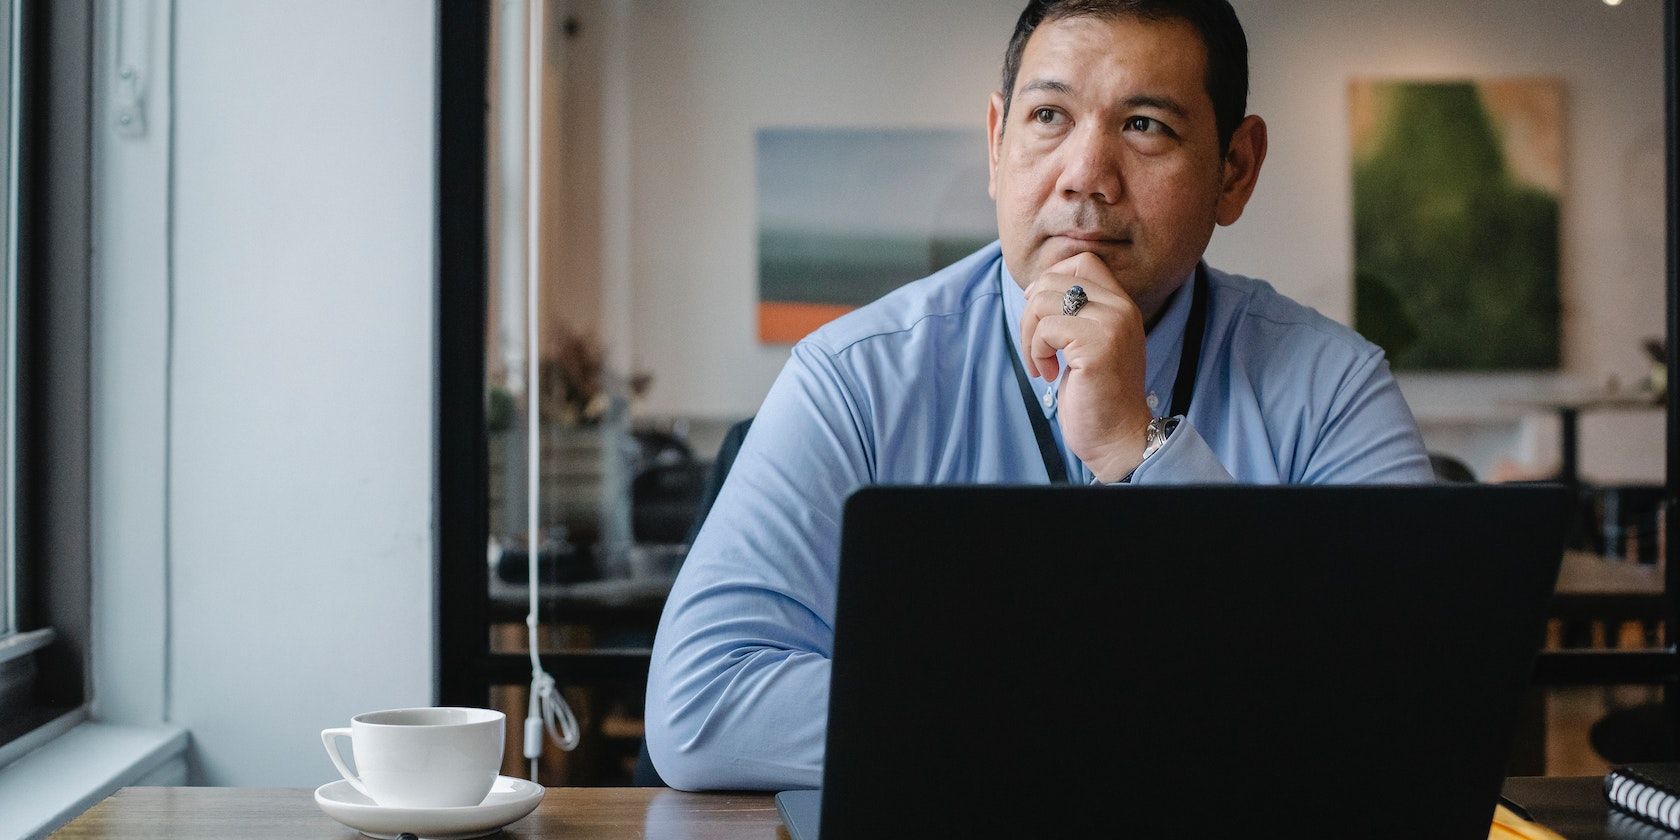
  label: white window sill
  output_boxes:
[0,719,187,840]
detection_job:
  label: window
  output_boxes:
[0,0,93,762]
[0,0,34,732]
[0,0,17,650]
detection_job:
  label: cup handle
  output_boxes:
[320,727,373,799]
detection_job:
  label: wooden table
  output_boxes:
[1503,391,1662,486]
[50,787,785,840]
[48,779,1639,839]
[1500,776,1638,840]
[1552,550,1667,627]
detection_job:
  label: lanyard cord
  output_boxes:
[1000,264,1210,484]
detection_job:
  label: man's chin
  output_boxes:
[1041,234,1134,263]
[999,238,1151,291]
[1032,239,1139,282]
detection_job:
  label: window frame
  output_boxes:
[0,0,186,827]
[435,0,492,709]
[0,0,95,761]
[2,0,17,642]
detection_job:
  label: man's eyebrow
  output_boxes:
[1016,83,1192,121]
[1121,94,1190,119]
[1018,79,1073,96]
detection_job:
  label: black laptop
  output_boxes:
[778,485,1569,839]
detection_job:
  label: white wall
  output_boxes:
[91,0,172,731]
[596,0,1666,480]
[611,0,1022,417]
[160,0,436,785]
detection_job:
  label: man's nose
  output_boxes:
[1054,125,1123,204]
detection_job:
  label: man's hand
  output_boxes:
[1019,252,1155,483]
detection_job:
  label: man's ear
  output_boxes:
[986,91,1006,200]
[1215,115,1267,227]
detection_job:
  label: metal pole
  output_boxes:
[1559,407,1580,488]
[1664,0,1679,759]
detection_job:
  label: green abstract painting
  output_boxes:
[1351,79,1561,370]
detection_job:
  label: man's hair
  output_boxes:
[999,0,1249,153]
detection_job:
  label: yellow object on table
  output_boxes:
[1490,804,1568,840]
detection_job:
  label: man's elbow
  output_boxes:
[643,707,723,791]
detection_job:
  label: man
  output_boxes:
[647,0,1432,791]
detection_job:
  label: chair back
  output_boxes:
[633,417,754,787]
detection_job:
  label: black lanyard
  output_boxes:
[1001,264,1210,484]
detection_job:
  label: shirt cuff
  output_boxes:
[1124,416,1234,484]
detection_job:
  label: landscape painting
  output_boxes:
[1351,78,1562,370]
[756,127,997,343]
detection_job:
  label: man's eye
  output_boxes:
[1126,116,1162,133]
[1031,107,1065,125]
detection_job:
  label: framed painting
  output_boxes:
[756,127,996,343]
[1351,78,1562,371]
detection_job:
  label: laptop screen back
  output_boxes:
[820,485,1568,839]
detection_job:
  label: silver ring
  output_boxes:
[1062,285,1088,316]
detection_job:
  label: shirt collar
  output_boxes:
[999,259,1199,419]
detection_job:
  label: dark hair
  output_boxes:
[999,0,1249,153]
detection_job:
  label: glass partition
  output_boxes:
[442,0,1678,783]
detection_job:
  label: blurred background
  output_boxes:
[475,0,1669,784]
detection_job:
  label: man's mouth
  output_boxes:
[1049,232,1131,246]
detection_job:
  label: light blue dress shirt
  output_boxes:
[645,241,1433,791]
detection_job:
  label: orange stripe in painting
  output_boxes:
[758,301,857,343]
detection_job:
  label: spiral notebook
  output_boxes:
[1605,764,1680,834]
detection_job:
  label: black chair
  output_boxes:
[632,738,664,788]
[680,419,752,548]
[1428,452,1476,483]
[1591,701,1676,763]
[631,463,707,545]
[630,430,706,545]
[633,418,754,787]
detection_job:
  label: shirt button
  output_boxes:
[1146,393,1160,411]
[1041,390,1055,409]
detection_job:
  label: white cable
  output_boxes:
[523,0,580,783]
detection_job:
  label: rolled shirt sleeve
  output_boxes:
[1130,348,1432,485]
[1127,417,1235,484]
[645,341,866,791]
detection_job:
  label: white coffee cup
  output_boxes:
[321,707,505,808]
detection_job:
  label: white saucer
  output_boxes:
[314,775,544,840]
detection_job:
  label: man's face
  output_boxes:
[987,15,1233,308]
